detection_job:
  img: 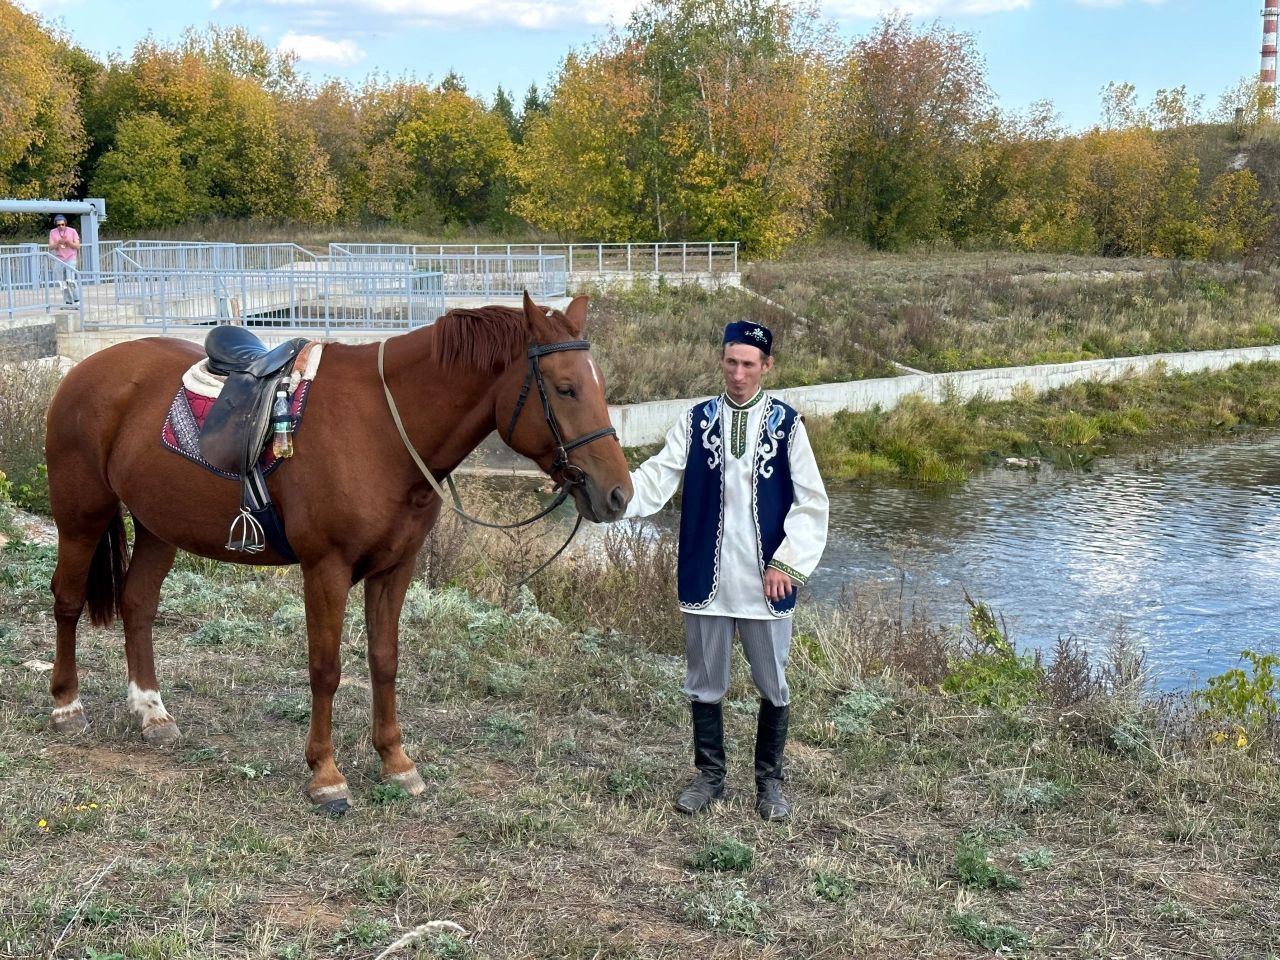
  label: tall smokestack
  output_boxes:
[1264,1,1279,97]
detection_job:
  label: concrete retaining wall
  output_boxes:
[0,321,56,361]
[607,345,1280,446]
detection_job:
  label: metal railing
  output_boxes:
[330,241,738,275]
[106,241,318,274]
[89,263,445,333]
[328,246,567,297]
[1,250,81,321]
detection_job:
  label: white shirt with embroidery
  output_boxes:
[623,390,829,619]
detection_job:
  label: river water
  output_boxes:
[813,431,1280,690]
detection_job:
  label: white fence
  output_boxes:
[330,241,739,275]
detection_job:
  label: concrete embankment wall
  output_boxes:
[0,321,56,362]
[607,345,1280,446]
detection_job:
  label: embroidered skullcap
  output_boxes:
[723,320,772,356]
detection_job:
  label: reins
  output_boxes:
[377,336,617,586]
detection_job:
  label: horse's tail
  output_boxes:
[85,508,129,628]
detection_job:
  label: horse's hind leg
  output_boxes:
[121,523,179,744]
[49,504,125,734]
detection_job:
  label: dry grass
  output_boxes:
[746,246,1280,375]
[2,488,1280,959]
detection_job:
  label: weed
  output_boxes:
[830,689,894,735]
[949,911,1029,952]
[265,698,309,724]
[1197,650,1280,740]
[1001,780,1074,813]
[954,833,1022,890]
[1016,847,1055,871]
[481,713,528,747]
[691,836,754,873]
[943,597,1043,709]
[685,880,769,939]
[371,782,411,806]
[813,871,857,902]
[232,760,272,780]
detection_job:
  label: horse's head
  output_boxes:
[495,293,632,523]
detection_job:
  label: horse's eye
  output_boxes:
[556,385,577,399]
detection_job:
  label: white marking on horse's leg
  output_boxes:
[127,681,175,733]
[387,768,427,796]
[52,698,85,720]
[308,783,350,801]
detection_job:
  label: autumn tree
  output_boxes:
[515,0,833,253]
[826,16,993,250]
[0,1,87,202]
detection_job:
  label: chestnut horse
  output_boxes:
[44,293,631,812]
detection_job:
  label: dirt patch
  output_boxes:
[51,743,186,784]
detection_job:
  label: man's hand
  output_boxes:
[764,567,794,602]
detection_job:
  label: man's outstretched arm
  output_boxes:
[623,415,689,520]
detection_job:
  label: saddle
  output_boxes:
[198,326,310,560]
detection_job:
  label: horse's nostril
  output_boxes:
[608,485,626,513]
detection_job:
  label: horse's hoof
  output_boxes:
[142,721,181,745]
[386,769,427,797]
[315,797,351,817]
[307,783,352,814]
[51,701,89,735]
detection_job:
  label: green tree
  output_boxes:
[394,85,514,224]
[88,112,191,230]
[827,16,993,250]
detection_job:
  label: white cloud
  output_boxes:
[228,0,1034,31]
[277,31,367,66]
[223,0,643,30]
[825,0,1030,15]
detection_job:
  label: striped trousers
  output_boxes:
[683,613,792,707]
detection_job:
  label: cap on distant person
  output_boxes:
[53,214,67,224]
[723,320,773,356]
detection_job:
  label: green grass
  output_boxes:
[3,489,1280,957]
[807,360,1280,483]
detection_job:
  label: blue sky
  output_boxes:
[19,0,1261,130]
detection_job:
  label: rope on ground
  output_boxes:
[375,921,470,959]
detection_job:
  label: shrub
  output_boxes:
[942,596,1043,709]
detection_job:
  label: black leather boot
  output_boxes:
[674,700,726,814]
[755,700,791,821]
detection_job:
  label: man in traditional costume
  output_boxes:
[624,321,828,820]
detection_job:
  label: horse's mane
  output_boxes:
[430,304,570,371]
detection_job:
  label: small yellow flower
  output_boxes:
[89,802,98,809]
[1236,731,1250,750]
[1211,730,1227,746]
[37,819,47,829]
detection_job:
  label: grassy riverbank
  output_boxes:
[807,360,1280,484]
[745,246,1280,375]
[2,492,1279,958]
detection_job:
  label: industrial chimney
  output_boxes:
[1264,1,1279,96]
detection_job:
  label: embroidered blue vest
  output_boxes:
[678,395,801,617]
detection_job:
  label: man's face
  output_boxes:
[721,342,773,403]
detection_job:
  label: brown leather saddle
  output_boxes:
[198,326,309,559]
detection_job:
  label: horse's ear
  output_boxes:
[564,296,588,337]
[522,290,549,338]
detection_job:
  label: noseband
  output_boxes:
[378,336,618,583]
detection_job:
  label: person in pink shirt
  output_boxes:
[48,214,80,304]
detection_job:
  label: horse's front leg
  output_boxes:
[302,558,354,813]
[364,559,426,796]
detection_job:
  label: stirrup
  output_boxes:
[225,508,266,554]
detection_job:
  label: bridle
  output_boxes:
[378,337,619,581]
